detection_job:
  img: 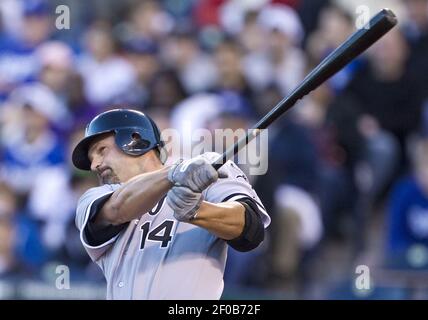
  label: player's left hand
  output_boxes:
[166,186,203,222]
[168,153,228,192]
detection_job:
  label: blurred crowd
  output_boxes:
[0,0,428,299]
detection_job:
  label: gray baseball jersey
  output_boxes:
[75,158,270,300]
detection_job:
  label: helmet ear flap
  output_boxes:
[148,117,164,147]
[158,145,168,164]
[147,118,167,163]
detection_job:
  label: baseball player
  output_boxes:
[72,109,270,299]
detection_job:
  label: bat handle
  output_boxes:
[212,163,223,171]
[211,152,230,171]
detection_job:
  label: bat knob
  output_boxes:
[380,8,398,27]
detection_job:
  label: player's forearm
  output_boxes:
[190,201,245,240]
[99,166,173,226]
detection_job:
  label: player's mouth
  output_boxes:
[98,167,111,178]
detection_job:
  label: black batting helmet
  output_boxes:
[72,109,164,170]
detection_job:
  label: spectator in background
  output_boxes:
[296,0,330,43]
[0,182,21,278]
[193,0,226,29]
[252,82,322,289]
[146,69,188,115]
[344,28,421,175]
[169,93,224,161]
[213,38,253,103]
[319,93,369,249]
[236,10,265,54]
[77,21,137,108]
[243,4,305,96]
[0,0,24,39]
[402,0,428,44]
[386,135,428,269]
[34,40,98,130]
[239,10,273,93]
[260,3,305,94]
[401,0,428,123]
[35,41,74,103]
[305,4,353,62]
[122,38,161,106]
[0,83,69,193]
[305,4,359,92]
[0,214,19,278]
[267,113,322,285]
[219,0,268,36]
[117,0,176,104]
[19,0,52,48]
[66,72,98,129]
[270,183,322,292]
[125,0,174,42]
[162,31,218,94]
[0,83,74,260]
[206,91,256,179]
[286,80,360,245]
[0,181,47,277]
[0,0,53,99]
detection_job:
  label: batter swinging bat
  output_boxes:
[212,8,397,169]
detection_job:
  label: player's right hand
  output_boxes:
[168,154,227,192]
[166,186,202,222]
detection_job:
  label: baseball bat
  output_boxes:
[212,8,397,170]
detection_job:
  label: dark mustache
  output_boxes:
[97,166,112,175]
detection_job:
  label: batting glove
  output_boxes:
[166,186,203,222]
[168,154,228,192]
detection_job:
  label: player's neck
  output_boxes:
[138,157,164,174]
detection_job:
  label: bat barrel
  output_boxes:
[212,9,397,170]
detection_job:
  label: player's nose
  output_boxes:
[90,155,102,172]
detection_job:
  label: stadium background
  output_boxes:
[0,0,427,299]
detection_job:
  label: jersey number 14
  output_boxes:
[139,220,175,250]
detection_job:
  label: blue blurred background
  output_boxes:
[0,0,427,299]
